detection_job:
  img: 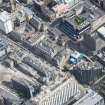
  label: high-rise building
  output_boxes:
[103,0,105,9]
[0,11,13,34]
[72,61,103,84]
[55,0,80,6]
[43,0,53,5]
[33,0,53,6]
[83,32,105,52]
[31,76,81,105]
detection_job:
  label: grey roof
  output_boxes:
[73,89,104,105]
[0,39,8,51]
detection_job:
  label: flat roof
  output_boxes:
[73,89,103,105]
[0,11,11,22]
[71,51,81,59]
[97,26,105,38]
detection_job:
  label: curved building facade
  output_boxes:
[72,62,103,84]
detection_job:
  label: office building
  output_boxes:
[23,32,45,48]
[0,87,21,105]
[72,61,103,84]
[29,15,47,31]
[12,77,41,99]
[0,39,10,59]
[97,25,105,40]
[83,32,105,53]
[32,76,81,105]
[73,89,104,105]
[33,0,53,6]
[0,11,13,34]
[103,0,105,9]
[96,47,105,66]
[55,0,80,7]
[33,37,64,62]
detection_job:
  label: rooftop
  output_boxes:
[97,25,105,38]
[0,11,11,22]
[73,89,103,105]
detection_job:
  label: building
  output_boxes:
[0,31,84,105]
[72,61,103,84]
[43,0,53,5]
[33,37,64,62]
[83,32,105,53]
[0,96,5,105]
[48,27,69,46]
[12,77,41,99]
[32,76,81,105]
[34,42,57,60]
[23,56,57,79]
[73,89,104,105]
[52,3,70,18]
[33,0,53,6]
[29,15,47,31]
[0,0,2,4]
[53,48,70,69]
[69,51,83,64]
[14,62,40,78]
[0,39,10,60]
[18,0,33,4]
[8,44,83,105]
[0,87,21,105]
[90,0,104,9]
[55,0,80,7]
[103,0,105,9]
[97,25,105,40]
[96,47,105,66]
[0,11,13,34]
[41,6,56,21]
[58,19,80,41]
[23,32,45,48]
[23,7,34,21]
